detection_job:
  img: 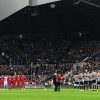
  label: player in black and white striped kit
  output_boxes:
[83,76,89,90]
[73,75,80,89]
[96,75,100,89]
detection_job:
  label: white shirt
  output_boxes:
[4,76,8,84]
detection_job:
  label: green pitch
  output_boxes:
[0,89,100,100]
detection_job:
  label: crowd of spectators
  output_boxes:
[0,38,100,84]
[64,40,100,63]
[0,63,72,76]
[0,39,71,65]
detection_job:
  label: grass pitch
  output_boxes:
[0,89,100,100]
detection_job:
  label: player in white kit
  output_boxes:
[4,75,8,90]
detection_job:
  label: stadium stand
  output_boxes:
[0,0,100,90]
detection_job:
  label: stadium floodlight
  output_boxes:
[2,52,5,56]
[50,3,56,8]
[19,34,23,39]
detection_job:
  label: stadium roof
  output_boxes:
[0,0,60,21]
[0,0,100,39]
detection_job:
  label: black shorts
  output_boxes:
[97,81,100,84]
[75,82,79,84]
[89,81,92,84]
[80,82,83,85]
[92,80,96,83]
[84,81,88,84]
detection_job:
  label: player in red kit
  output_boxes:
[20,75,25,89]
[8,76,12,89]
[1,75,4,89]
[12,75,16,89]
[0,76,2,89]
[17,75,21,89]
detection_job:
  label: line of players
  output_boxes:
[0,75,25,89]
[73,71,100,90]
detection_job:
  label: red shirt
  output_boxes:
[0,77,1,85]
[20,76,25,85]
[1,77,4,85]
[17,76,21,85]
[12,76,16,85]
[56,74,62,81]
[8,76,12,85]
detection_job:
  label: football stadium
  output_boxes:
[0,0,100,100]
